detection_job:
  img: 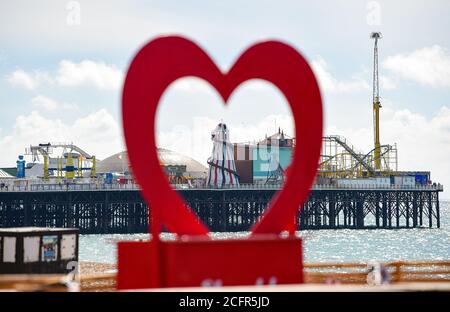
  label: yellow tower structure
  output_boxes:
[90,156,97,178]
[65,151,75,179]
[371,32,382,171]
[43,155,49,181]
[77,155,82,177]
[57,156,62,181]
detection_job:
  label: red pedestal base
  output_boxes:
[117,235,303,290]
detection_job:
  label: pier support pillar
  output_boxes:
[329,200,336,228]
[356,201,364,229]
[375,194,380,228]
[396,192,400,228]
[413,192,419,227]
[419,192,423,226]
[406,198,410,228]
[388,196,392,228]
[382,196,388,228]
[428,192,433,228]
[436,192,440,228]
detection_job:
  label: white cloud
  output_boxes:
[380,75,397,90]
[0,109,123,167]
[172,78,211,93]
[7,69,42,90]
[31,95,79,111]
[383,45,450,88]
[6,60,123,91]
[31,95,58,111]
[56,60,123,90]
[311,57,370,93]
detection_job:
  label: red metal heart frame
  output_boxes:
[122,36,322,236]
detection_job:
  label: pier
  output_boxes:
[0,184,442,234]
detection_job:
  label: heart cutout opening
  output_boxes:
[156,77,295,232]
[122,36,323,236]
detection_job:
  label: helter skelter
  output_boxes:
[206,123,240,187]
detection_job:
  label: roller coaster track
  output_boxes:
[322,136,375,175]
[321,137,396,175]
[27,143,93,161]
[320,144,393,175]
[320,136,396,176]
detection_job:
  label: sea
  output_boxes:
[79,201,450,264]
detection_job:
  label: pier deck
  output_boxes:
[0,184,443,234]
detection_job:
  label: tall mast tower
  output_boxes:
[371,32,382,171]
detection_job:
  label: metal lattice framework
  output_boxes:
[0,188,440,233]
[319,136,398,178]
[25,143,93,161]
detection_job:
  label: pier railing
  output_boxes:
[79,260,450,291]
[1,260,448,291]
[0,182,444,192]
[304,260,450,284]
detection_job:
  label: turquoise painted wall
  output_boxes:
[252,146,292,180]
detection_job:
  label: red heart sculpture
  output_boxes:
[122,36,322,235]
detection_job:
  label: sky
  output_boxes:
[0,0,449,197]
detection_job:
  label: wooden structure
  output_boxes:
[0,227,78,274]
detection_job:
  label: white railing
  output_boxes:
[0,182,444,192]
[313,183,444,191]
